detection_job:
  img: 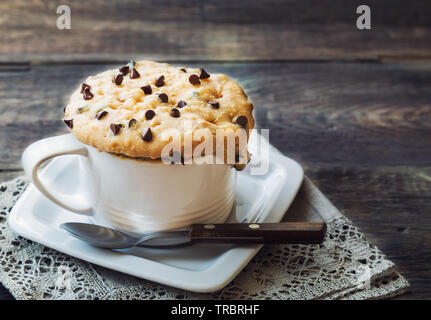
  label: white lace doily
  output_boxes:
[0,176,409,300]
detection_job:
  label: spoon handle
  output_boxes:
[189,222,326,244]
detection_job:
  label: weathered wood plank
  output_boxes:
[305,165,431,300]
[1,62,431,169]
[1,0,431,61]
[1,0,430,301]
[0,61,430,299]
[0,170,22,183]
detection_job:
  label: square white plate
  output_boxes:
[8,136,303,293]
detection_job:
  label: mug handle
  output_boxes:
[22,134,92,214]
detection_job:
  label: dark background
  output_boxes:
[0,0,430,299]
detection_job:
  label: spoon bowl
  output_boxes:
[60,223,139,249]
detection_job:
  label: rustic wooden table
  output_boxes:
[0,0,430,299]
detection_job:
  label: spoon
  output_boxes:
[60,221,326,249]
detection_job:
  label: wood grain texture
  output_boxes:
[1,62,431,169]
[1,0,430,299]
[0,61,430,299]
[1,0,431,61]
[189,222,327,244]
[306,165,431,299]
[0,170,22,183]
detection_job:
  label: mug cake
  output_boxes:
[22,60,255,234]
[62,60,254,168]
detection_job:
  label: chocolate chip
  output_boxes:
[155,75,165,87]
[130,68,140,79]
[145,109,155,120]
[189,74,200,85]
[128,118,137,128]
[119,66,129,75]
[170,108,180,118]
[177,101,187,108]
[113,74,124,85]
[141,85,152,95]
[110,123,122,135]
[158,93,168,103]
[199,68,210,79]
[83,86,94,100]
[233,164,245,171]
[235,115,248,127]
[80,83,90,93]
[63,119,73,129]
[180,68,187,73]
[95,110,108,120]
[141,128,153,142]
[208,100,219,109]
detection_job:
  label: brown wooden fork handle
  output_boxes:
[189,222,326,244]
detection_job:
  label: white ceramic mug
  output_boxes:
[22,134,236,234]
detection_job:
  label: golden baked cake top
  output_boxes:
[63,60,254,162]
